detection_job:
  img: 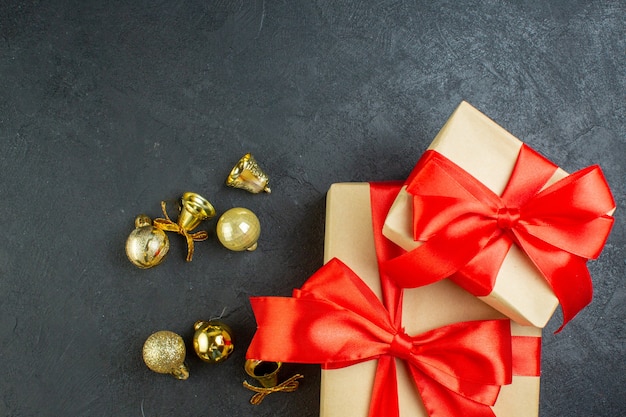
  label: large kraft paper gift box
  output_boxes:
[383,101,615,329]
[319,183,541,417]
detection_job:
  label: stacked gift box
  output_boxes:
[246,101,616,417]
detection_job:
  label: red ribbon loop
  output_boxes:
[383,146,615,330]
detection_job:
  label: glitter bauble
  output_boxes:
[142,330,189,380]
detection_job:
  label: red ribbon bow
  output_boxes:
[248,259,514,417]
[247,183,540,417]
[383,146,615,331]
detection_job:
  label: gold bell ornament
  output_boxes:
[243,359,304,405]
[142,330,189,380]
[125,214,170,268]
[244,359,282,388]
[216,207,261,251]
[226,153,271,194]
[153,192,215,261]
[192,320,234,363]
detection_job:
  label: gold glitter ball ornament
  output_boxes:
[193,320,234,363]
[216,207,261,251]
[142,330,189,380]
[125,215,170,268]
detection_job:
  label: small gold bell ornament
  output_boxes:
[192,320,234,363]
[153,192,215,262]
[243,359,303,405]
[125,214,170,268]
[244,359,282,388]
[142,330,189,380]
[216,207,261,251]
[177,192,216,231]
[226,153,271,194]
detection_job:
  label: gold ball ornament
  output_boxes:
[216,207,261,251]
[142,330,189,380]
[125,215,170,268]
[193,320,234,363]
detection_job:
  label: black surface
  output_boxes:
[1,1,624,416]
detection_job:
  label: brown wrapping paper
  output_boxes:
[321,183,541,417]
[383,101,563,328]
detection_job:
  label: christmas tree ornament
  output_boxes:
[178,192,216,231]
[192,320,234,363]
[153,192,214,262]
[243,359,304,405]
[244,359,282,388]
[142,330,189,380]
[216,207,261,251]
[226,153,271,194]
[125,214,170,269]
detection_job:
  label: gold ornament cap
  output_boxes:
[192,320,234,363]
[216,207,261,251]
[226,153,271,194]
[142,330,189,380]
[126,215,170,269]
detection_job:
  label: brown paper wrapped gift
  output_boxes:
[321,182,541,417]
[383,101,614,328]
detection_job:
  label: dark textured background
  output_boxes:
[1,1,624,416]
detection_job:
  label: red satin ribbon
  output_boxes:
[383,146,615,331]
[248,259,514,417]
[247,183,541,417]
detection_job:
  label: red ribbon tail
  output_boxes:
[368,356,401,417]
[514,232,594,332]
[410,367,498,417]
[552,256,593,333]
[511,336,541,376]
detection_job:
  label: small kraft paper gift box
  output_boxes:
[382,101,615,329]
[247,182,542,417]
